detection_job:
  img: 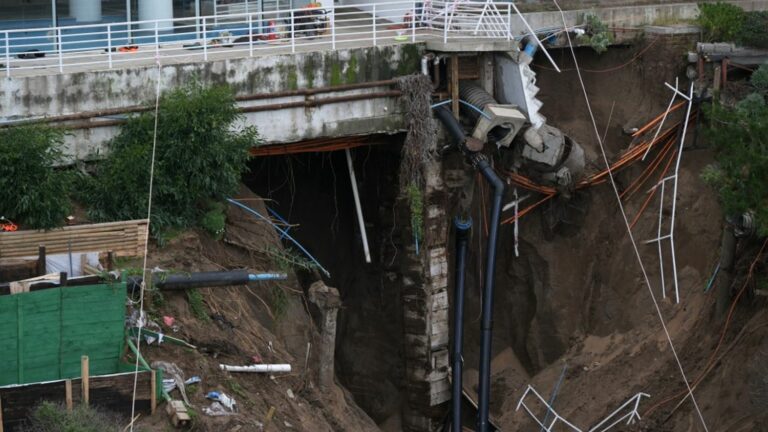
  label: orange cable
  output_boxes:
[643,238,768,418]
[628,148,677,230]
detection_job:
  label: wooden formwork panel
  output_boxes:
[0,220,148,259]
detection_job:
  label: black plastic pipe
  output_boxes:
[126,269,286,291]
[452,217,472,432]
[433,104,505,432]
[473,153,505,432]
[434,105,467,149]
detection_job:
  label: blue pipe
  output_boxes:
[249,273,287,281]
[267,207,291,240]
[226,198,331,278]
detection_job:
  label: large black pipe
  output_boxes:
[452,217,472,432]
[473,153,505,432]
[0,270,273,295]
[433,104,505,432]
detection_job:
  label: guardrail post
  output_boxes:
[4,32,10,78]
[57,27,63,73]
[154,21,160,64]
[107,24,113,68]
[203,17,208,61]
[331,5,336,50]
[290,10,295,53]
[248,13,254,56]
[411,1,416,42]
[507,3,511,41]
[443,2,448,43]
[372,4,376,46]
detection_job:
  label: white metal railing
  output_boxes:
[517,384,651,432]
[0,0,546,77]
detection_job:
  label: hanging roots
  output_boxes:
[396,74,437,190]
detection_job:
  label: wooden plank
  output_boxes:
[451,55,460,119]
[0,220,148,259]
[65,380,72,412]
[150,371,156,415]
[81,356,89,406]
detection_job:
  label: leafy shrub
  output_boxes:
[21,401,130,432]
[577,14,614,54]
[187,288,210,322]
[739,11,768,48]
[697,2,745,42]
[80,81,259,240]
[752,63,768,91]
[200,201,226,239]
[702,97,768,234]
[0,126,73,229]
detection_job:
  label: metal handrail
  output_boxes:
[0,0,528,77]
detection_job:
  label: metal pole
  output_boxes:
[669,84,695,304]
[290,9,295,53]
[154,21,160,63]
[507,3,511,41]
[411,1,416,42]
[330,5,336,50]
[203,17,208,60]
[107,24,113,68]
[126,0,132,42]
[51,0,57,29]
[658,180,666,299]
[345,148,371,263]
[249,13,254,56]
[5,32,10,79]
[57,27,63,73]
[372,3,376,46]
[196,0,202,39]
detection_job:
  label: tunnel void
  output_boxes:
[243,134,407,425]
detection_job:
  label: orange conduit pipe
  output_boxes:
[643,238,768,419]
[620,136,677,201]
[249,137,382,156]
[632,101,687,138]
[628,148,678,231]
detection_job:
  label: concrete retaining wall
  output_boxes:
[0,44,423,162]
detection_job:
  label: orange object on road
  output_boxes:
[0,217,18,232]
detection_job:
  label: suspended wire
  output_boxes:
[129,60,163,432]
[551,1,710,430]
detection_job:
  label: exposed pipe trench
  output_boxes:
[433,105,506,432]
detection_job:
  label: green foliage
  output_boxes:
[752,63,768,91]
[267,246,318,273]
[0,125,73,229]
[578,14,614,54]
[406,182,424,241]
[79,81,259,240]
[270,285,289,320]
[702,97,768,235]
[187,288,210,322]
[697,2,745,42]
[738,11,768,48]
[21,402,131,432]
[200,201,226,239]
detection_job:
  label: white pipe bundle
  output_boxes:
[219,364,291,373]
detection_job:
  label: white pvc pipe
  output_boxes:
[345,148,372,263]
[139,0,173,30]
[70,0,102,23]
[219,364,291,373]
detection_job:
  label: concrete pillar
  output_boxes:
[69,0,102,23]
[308,281,341,390]
[138,0,174,30]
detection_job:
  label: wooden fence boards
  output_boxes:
[0,220,148,259]
[0,284,126,386]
